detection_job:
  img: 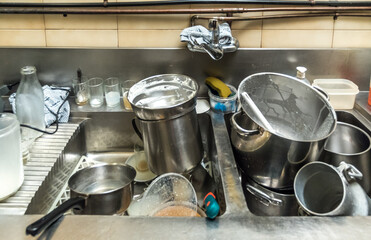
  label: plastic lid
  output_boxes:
[313,79,359,94]
[0,113,19,135]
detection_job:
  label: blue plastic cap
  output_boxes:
[204,193,220,219]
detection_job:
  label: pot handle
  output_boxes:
[245,183,283,207]
[337,161,363,183]
[132,118,143,141]
[230,112,260,137]
[26,197,86,237]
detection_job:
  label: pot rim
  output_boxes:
[324,121,371,156]
[68,163,136,196]
[128,74,199,111]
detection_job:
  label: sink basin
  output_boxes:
[24,109,226,217]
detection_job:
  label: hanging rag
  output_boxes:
[180,23,233,46]
[9,85,71,128]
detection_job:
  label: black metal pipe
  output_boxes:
[0,0,370,8]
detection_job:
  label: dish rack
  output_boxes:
[50,156,95,212]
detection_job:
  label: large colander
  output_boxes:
[238,72,337,142]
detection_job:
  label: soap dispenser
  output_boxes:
[296,66,310,85]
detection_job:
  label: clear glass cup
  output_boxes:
[122,80,136,110]
[88,77,104,108]
[72,76,89,106]
[104,77,120,107]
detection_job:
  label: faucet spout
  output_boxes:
[201,43,223,60]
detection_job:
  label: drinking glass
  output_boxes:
[104,77,120,107]
[72,76,89,106]
[122,80,136,110]
[88,77,104,108]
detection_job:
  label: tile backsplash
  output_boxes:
[0,1,370,48]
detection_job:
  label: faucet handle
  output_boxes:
[208,19,219,29]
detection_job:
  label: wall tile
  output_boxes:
[261,4,334,30]
[46,30,117,47]
[232,30,262,48]
[45,15,117,30]
[0,0,42,2]
[263,16,334,30]
[229,5,263,30]
[333,30,371,47]
[118,30,183,47]
[0,30,45,46]
[262,30,333,48]
[118,5,190,30]
[118,15,189,30]
[0,15,44,29]
[334,17,371,30]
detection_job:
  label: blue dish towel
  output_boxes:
[9,86,71,128]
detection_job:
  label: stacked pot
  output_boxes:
[231,72,337,216]
[232,72,371,216]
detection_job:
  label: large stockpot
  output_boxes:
[26,164,136,236]
[230,111,320,189]
[233,73,336,189]
[128,74,204,175]
[320,122,371,196]
[243,175,299,216]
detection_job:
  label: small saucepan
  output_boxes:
[26,164,136,236]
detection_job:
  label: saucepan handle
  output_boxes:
[26,197,86,237]
[230,111,260,137]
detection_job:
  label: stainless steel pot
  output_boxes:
[320,122,371,196]
[128,74,204,175]
[294,161,371,216]
[26,164,136,236]
[233,72,337,190]
[231,111,325,190]
[243,175,299,216]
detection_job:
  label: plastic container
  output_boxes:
[0,113,23,200]
[312,79,359,109]
[208,84,238,113]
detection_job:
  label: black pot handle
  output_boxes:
[26,197,86,237]
[132,118,143,141]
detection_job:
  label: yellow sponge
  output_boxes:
[205,77,232,98]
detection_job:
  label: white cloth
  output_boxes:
[9,86,70,128]
[180,23,233,46]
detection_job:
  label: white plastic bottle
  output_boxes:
[15,66,45,163]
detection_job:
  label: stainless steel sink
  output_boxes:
[22,106,226,216]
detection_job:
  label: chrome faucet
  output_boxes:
[183,19,239,61]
